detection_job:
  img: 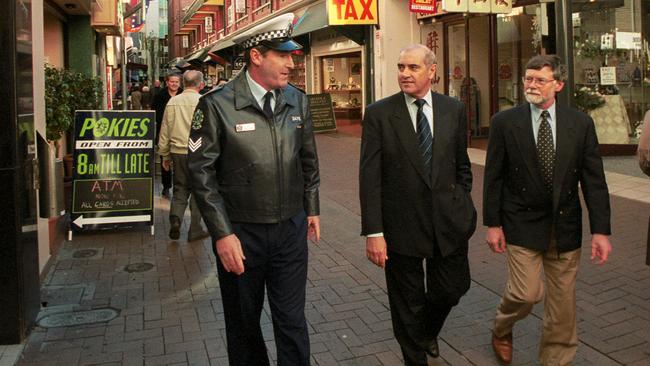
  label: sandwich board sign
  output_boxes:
[69,110,155,239]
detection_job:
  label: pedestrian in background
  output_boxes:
[637,110,650,266]
[158,70,209,242]
[152,73,182,198]
[130,84,142,109]
[152,79,162,99]
[483,55,612,365]
[199,78,213,95]
[187,13,320,366]
[359,44,476,365]
[141,85,151,109]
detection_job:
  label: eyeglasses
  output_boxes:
[522,76,554,86]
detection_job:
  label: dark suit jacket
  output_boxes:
[360,91,476,258]
[483,103,611,253]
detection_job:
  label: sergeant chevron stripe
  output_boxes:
[188,137,202,152]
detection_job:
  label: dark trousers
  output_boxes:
[216,210,310,366]
[385,247,470,366]
[160,156,172,190]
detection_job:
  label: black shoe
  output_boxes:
[161,188,170,198]
[169,216,181,240]
[188,230,209,242]
[425,339,439,358]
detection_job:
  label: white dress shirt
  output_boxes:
[246,71,275,112]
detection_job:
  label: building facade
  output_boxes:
[172,0,650,153]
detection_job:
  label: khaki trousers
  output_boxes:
[493,243,581,366]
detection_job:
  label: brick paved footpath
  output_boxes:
[10,133,650,366]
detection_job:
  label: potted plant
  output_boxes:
[43,65,103,248]
[44,65,103,175]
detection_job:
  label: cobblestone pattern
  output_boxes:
[12,134,650,366]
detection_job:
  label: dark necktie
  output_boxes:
[414,99,433,174]
[263,91,274,120]
[537,110,555,195]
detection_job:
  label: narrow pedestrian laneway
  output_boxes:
[10,133,650,366]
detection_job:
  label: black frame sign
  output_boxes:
[70,111,155,236]
[307,93,337,133]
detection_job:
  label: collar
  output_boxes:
[181,89,200,95]
[530,101,556,122]
[404,91,433,107]
[246,71,274,107]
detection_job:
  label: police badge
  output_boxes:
[191,109,204,130]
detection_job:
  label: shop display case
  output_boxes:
[321,54,362,120]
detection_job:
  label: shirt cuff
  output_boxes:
[367,232,384,237]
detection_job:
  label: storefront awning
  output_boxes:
[210,38,236,53]
[207,52,229,66]
[186,46,210,63]
[292,2,365,45]
[293,2,328,37]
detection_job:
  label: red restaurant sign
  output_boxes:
[409,0,440,14]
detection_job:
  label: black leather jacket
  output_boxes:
[187,70,320,240]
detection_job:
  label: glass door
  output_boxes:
[446,17,492,141]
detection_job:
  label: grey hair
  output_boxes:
[525,55,567,81]
[183,70,204,88]
[400,44,437,66]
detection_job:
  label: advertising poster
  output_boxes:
[70,110,155,235]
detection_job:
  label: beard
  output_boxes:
[525,91,546,106]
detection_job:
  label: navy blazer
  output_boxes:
[483,103,611,252]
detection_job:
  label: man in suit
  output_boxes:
[360,44,476,365]
[483,55,612,365]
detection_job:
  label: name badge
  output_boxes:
[235,123,256,132]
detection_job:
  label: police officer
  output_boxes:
[187,13,320,366]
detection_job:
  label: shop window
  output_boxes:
[496,4,553,113]
[288,53,306,90]
[321,53,362,122]
[572,0,649,145]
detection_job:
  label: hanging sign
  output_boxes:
[182,35,189,48]
[205,16,213,33]
[328,0,378,25]
[442,0,511,14]
[442,0,467,13]
[236,0,246,14]
[469,0,490,13]
[491,0,511,14]
[70,110,155,233]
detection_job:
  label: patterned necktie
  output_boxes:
[263,91,274,120]
[414,99,433,174]
[537,110,555,195]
